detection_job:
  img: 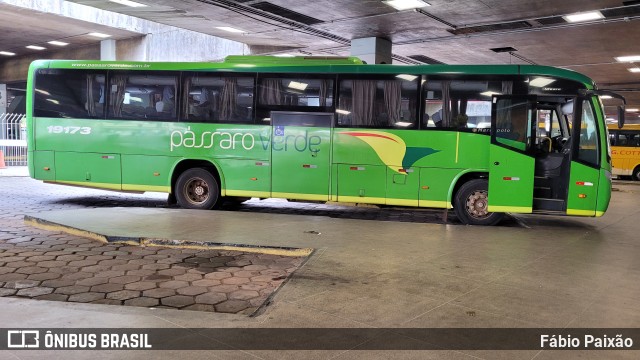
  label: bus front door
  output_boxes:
[488,96,536,213]
[270,112,333,201]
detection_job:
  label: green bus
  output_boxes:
[26,56,618,225]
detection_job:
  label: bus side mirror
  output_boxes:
[618,105,625,129]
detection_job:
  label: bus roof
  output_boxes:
[29,56,595,88]
[224,55,365,65]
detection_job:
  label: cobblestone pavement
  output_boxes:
[0,177,307,314]
[0,175,519,313]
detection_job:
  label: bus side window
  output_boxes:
[336,76,418,129]
[422,78,506,131]
[619,133,628,146]
[256,76,334,123]
[422,80,444,128]
[183,75,255,124]
[577,99,599,166]
[108,72,178,121]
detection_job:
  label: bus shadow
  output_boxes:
[511,215,601,231]
[220,199,525,227]
[48,196,167,209]
[51,196,525,227]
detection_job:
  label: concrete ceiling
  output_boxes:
[0,3,141,55]
[3,0,640,121]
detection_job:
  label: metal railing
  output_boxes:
[0,113,27,166]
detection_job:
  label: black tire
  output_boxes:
[633,166,640,182]
[453,179,504,226]
[175,168,220,210]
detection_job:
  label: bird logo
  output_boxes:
[339,131,439,173]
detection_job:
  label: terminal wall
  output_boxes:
[119,31,248,62]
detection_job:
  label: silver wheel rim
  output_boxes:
[183,177,209,205]
[465,190,490,219]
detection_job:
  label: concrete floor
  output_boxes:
[1,175,640,359]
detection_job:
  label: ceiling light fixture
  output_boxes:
[616,55,640,62]
[26,45,46,50]
[626,108,639,112]
[216,26,246,33]
[629,68,640,73]
[383,0,431,11]
[563,11,604,23]
[48,41,69,46]
[0,51,16,56]
[108,0,148,7]
[480,91,501,97]
[88,32,112,38]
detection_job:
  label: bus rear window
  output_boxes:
[34,69,105,119]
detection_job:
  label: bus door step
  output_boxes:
[533,198,565,212]
[533,186,552,198]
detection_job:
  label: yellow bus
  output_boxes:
[608,124,640,180]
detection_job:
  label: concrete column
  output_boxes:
[100,39,117,61]
[117,36,149,61]
[0,84,6,114]
[350,37,392,64]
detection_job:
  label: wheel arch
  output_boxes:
[170,159,224,195]
[633,163,640,180]
[449,170,489,205]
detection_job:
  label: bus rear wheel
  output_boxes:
[633,166,640,181]
[175,168,220,210]
[454,179,504,226]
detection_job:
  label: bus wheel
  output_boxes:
[454,179,504,226]
[175,168,220,210]
[633,167,640,181]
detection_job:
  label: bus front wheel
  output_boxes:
[633,166,640,181]
[175,168,221,210]
[454,179,504,226]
